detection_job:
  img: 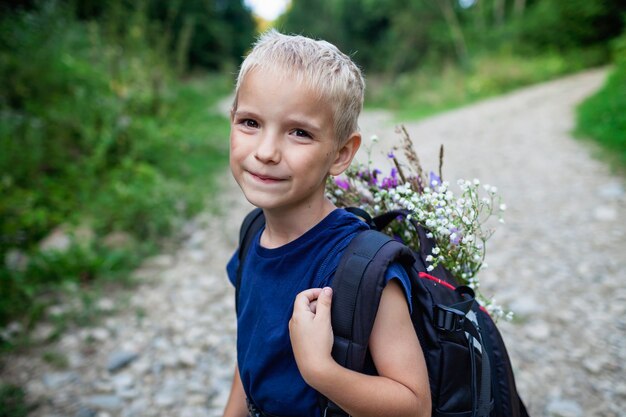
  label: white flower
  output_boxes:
[432,247,440,255]
[499,203,507,211]
[427,265,435,272]
[370,135,379,143]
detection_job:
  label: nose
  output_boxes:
[254,130,281,164]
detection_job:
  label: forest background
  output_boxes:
[0,0,624,393]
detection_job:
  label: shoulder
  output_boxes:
[385,262,413,312]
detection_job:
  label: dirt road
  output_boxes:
[3,68,624,417]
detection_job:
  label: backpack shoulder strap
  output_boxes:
[236,208,265,314]
[322,229,416,417]
[330,229,416,370]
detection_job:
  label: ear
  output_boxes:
[329,131,361,176]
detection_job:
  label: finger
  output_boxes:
[313,287,333,321]
[293,288,323,313]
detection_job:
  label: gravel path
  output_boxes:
[3,68,625,417]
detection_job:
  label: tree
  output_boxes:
[148,0,256,71]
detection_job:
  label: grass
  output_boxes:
[366,47,608,121]
[0,384,33,417]
[0,73,232,349]
[575,63,626,171]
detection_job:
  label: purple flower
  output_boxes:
[381,176,399,189]
[391,168,398,179]
[449,226,461,245]
[334,178,350,190]
[429,171,441,187]
[369,169,381,185]
[387,151,395,159]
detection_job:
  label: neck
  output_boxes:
[260,198,336,248]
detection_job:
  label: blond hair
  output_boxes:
[233,30,365,144]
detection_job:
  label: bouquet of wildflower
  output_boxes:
[327,126,511,320]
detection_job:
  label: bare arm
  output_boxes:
[289,283,431,417]
[222,364,248,417]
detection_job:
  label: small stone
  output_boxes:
[582,357,605,374]
[509,295,542,317]
[122,398,148,417]
[130,358,151,375]
[546,398,583,417]
[112,373,134,391]
[75,407,97,417]
[33,323,55,342]
[43,372,79,389]
[48,304,69,317]
[593,206,617,222]
[106,351,139,373]
[88,328,110,342]
[161,353,178,368]
[154,391,176,407]
[93,379,114,393]
[97,298,115,312]
[25,380,46,397]
[102,231,134,249]
[5,249,28,271]
[180,406,208,417]
[143,254,174,269]
[186,393,208,406]
[117,387,139,400]
[598,181,625,200]
[3,321,23,338]
[526,320,551,340]
[39,226,71,252]
[178,349,198,367]
[83,395,123,411]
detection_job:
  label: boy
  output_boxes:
[223,30,431,417]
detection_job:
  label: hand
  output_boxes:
[289,287,335,385]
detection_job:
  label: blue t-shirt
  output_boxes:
[226,209,411,417]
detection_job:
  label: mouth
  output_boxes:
[247,171,285,183]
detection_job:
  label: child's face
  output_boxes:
[230,68,342,213]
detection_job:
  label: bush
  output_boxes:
[0,3,231,329]
[0,383,32,417]
[517,0,625,52]
[575,32,626,169]
[366,48,606,121]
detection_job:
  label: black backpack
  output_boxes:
[236,207,529,417]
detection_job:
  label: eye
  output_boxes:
[292,128,312,138]
[242,119,259,128]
